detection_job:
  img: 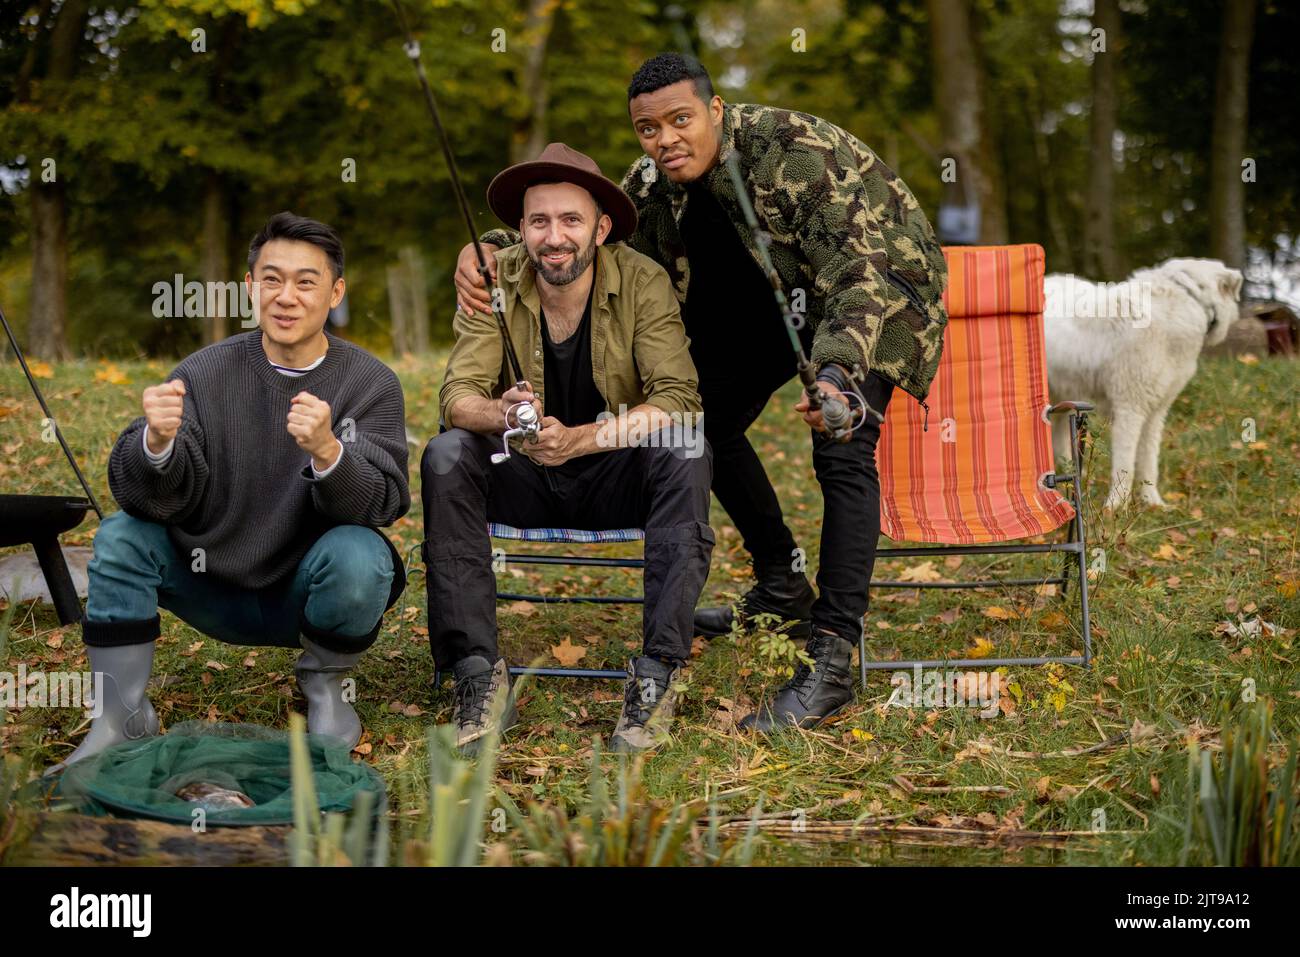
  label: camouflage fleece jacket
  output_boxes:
[481,101,949,406]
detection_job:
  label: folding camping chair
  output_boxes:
[423,521,643,686]
[488,522,643,680]
[864,243,1094,686]
[417,409,647,686]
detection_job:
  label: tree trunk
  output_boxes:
[1025,93,1073,274]
[926,0,1007,244]
[511,0,559,164]
[1209,0,1256,269]
[197,19,243,345]
[387,263,411,356]
[201,172,231,345]
[22,0,88,359]
[386,247,430,355]
[27,181,69,360]
[400,246,431,354]
[43,0,86,82]
[1084,0,1120,280]
[13,0,55,103]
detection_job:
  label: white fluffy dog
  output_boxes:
[1044,257,1243,509]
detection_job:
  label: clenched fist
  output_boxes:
[143,379,186,454]
[287,391,341,470]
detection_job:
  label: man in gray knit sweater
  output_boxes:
[49,213,410,773]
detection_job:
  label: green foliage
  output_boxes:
[0,0,696,352]
[135,0,326,35]
[287,693,761,867]
[0,595,12,662]
[0,753,29,865]
[399,722,502,867]
[0,602,38,866]
[1182,699,1299,867]
[497,740,762,866]
[1120,0,1299,266]
[5,1,1299,353]
[288,712,387,866]
[728,608,814,680]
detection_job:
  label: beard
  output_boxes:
[527,229,598,286]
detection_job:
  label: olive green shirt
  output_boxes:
[439,242,701,425]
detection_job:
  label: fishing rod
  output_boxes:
[722,153,883,440]
[388,0,539,464]
[1,304,103,519]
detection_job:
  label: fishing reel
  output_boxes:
[807,385,860,443]
[808,365,885,443]
[812,387,857,442]
[491,400,542,464]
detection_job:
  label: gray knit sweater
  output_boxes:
[107,331,410,594]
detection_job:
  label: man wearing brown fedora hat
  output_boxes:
[422,142,714,754]
[454,54,950,736]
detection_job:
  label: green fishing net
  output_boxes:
[57,721,385,827]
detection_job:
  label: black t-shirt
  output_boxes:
[540,280,605,476]
[679,180,796,378]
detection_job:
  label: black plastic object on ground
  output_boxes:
[56,721,385,828]
[1,303,100,625]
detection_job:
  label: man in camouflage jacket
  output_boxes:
[456,53,948,732]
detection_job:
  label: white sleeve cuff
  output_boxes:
[311,442,344,478]
[142,430,175,468]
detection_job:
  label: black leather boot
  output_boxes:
[739,629,856,733]
[694,562,815,639]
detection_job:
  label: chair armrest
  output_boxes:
[1048,400,1095,414]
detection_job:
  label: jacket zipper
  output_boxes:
[884,268,931,430]
[885,267,926,314]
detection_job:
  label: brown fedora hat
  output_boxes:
[486,142,638,243]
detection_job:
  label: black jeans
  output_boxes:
[805,371,895,640]
[693,325,895,641]
[420,428,715,670]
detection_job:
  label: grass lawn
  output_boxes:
[1,349,1297,865]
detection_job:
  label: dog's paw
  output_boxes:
[1136,482,1167,508]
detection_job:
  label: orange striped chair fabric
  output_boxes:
[876,243,1075,545]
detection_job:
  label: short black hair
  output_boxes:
[247,212,344,281]
[627,52,714,104]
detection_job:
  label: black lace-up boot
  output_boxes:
[740,629,856,733]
